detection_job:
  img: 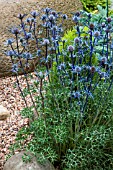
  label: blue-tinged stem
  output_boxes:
[89,30,93,66]
[10,55,28,107]
[33,19,38,50]
[16,35,19,54]
[10,45,38,117]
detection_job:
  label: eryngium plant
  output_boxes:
[6,8,113,170]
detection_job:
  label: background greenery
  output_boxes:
[81,0,110,12]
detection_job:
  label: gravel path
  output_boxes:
[0,74,32,170]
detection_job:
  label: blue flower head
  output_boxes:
[44,7,51,14]
[72,91,81,99]
[106,17,112,23]
[6,39,14,45]
[41,14,47,21]
[12,28,20,35]
[100,57,107,65]
[74,37,80,44]
[58,63,66,70]
[6,50,15,56]
[72,16,79,24]
[94,31,100,38]
[26,18,31,23]
[23,52,32,59]
[62,14,68,20]
[37,50,42,56]
[31,11,39,18]
[25,33,32,40]
[72,66,81,73]
[48,14,55,21]
[12,64,18,73]
[68,45,74,52]
[17,14,27,20]
[43,39,50,45]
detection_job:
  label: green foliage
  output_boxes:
[9,78,113,169]
[63,126,113,170]
[81,0,108,12]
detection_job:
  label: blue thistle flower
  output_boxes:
[12,64,18,73]
[87,13,92,19]
[100,57,107,64]
[74,37,80,44]
[48,14,55,21]
[94,31,100,38]
[44,7,51,14]
[106,17,112,23]
[37,50,42,56]
[67,45,74,52]
[58,63,66,70]
[6,39,14,45]
[72,91,81,99]
[72,66,81,73]
[41,14,47,21]
[31,11,39,18]
[90,66,96,73]
[43,39,50,45]
[17,14,27,20]
[89,23,94,30]
[51,10,57,16]
[26,18,31,23]
[25,33,32,40]
[23,52,32,59]
[12,28,20,35]
[6,50,15,56]
[62,14,68,20]
[75,11,80,17]
[101,22,106,28]
[72,16,79,24]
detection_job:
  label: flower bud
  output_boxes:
[74,37,80,44]
[94,31,100,38]
[102,22,106,28]
[17,14,26,20]
[31,11,38,18]
[62,14,68,20]
[106,17,112,23]
[41,14,47,21]
[48,14,55,21]
[90,66,96,73]
[72,91,81,99]
[43,39,50,45]
[89,23,94,30]
[12,28,20,35]
[68,45,74,52]
[101,57,107,64]
[6,39,14,45]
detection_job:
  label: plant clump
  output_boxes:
[5,7,113,170]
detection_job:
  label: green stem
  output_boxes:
[106,0,109,17]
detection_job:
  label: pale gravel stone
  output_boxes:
[0,105,10,120]
[3,151,56,170]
